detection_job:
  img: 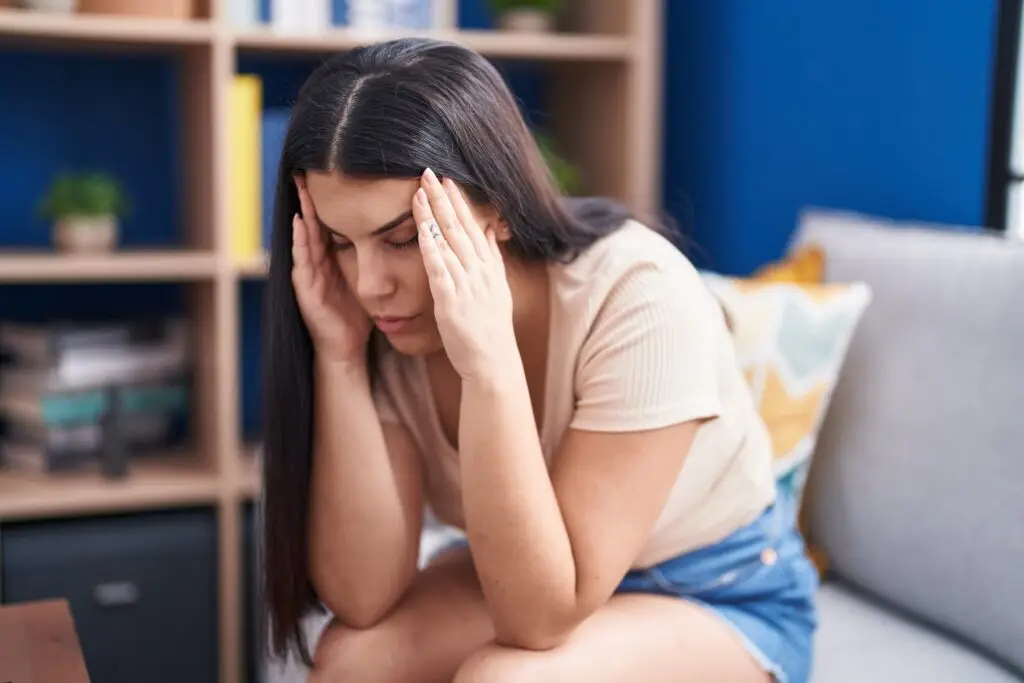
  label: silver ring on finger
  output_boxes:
[423,220,443,240]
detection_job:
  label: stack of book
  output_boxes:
[0,317,192,478]
[226,0,437,31]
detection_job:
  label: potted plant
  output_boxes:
[534,130,581,195]
[489,0,563,32]
[37,171,130,253]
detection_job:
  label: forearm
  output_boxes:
[307,357,421,627]
[459,359,578,648]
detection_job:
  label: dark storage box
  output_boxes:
[1,507,218,683]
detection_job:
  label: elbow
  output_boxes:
[317,587,399,631]
[492,605,579,652]
[310,565,410,631]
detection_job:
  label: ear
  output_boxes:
[490,219,512,242]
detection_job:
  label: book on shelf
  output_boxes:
[228,0,438,31]
[229,72,290,266]
[262,107,290,253]
[230,74,263,264]
[0,317,191,476]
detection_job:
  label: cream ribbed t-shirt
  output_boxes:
[372,220,777,568]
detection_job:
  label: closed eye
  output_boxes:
[384,219,419,251]
[386,233,419,251]
[326,225,418,252]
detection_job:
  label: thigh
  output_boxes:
[311,548,494,683]
[456,593,771,683]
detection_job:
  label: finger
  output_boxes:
[417,217,455,301]
[294,176,326,265]
[421,168,476,269]
[291,214,314,290]
[443,178,490,261]
[414,188,465,281]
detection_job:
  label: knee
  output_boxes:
[308,618,402,683]
[453,644,549,683]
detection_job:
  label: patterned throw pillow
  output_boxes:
[701,248,871,574]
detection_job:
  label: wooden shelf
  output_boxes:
[238,444,261,500]
[233,253,269,279]
[0,453,220,521]
[0,9,215,50]
[233,27,633,61]
[0,3,663,682]
[0,249,218,283]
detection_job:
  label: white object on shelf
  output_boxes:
[270,0,328,33]
[348,0,389,29]
[226,0,257,27]
[303,0,330,31]
[389,0,432,29]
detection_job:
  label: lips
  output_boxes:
[373,315,419,334]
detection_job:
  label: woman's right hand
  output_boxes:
[291,175,373,365]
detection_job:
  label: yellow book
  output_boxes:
[229,74,263,262]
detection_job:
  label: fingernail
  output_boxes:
[415,188,427,205]
[423,167,436,182]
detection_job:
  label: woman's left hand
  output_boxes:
[414,168,518,381]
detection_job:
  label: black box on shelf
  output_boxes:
[0,508,219,683]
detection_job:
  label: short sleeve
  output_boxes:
[570,263,723,432]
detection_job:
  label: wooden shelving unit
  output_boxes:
[0,1,663,682]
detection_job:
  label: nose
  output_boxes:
[354,249,396,301]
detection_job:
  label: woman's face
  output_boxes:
[303,169,495,356]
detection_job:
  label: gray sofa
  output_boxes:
[790,209,1024,683]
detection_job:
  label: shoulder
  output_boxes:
[556,221,728,432]
[552,220,722,336]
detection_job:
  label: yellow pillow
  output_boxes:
[752,244,826,283]
[702,245,870,578]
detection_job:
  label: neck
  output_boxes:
[506,257,550,339]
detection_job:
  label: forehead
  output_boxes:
[304,170,418,238]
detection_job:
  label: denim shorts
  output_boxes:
[428,489,818,683]
[616,489,819,683]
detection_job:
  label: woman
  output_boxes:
[262,36,818,683]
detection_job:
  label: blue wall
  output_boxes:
[663,0,1000,275]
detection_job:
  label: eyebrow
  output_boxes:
[323,210,415,239]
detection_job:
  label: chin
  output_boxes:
[384,329,444,357]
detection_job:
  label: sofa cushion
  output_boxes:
[790,209,1024,676]
[700,262,870,564]
[813,582,1023,683]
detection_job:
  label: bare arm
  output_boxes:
[306,357,424,628]
[461,369,701,649]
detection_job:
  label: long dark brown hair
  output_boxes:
[261,36,649,664]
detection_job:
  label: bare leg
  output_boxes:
[311,549,777,683]
[308,548,493,683]
[454,593,773,683]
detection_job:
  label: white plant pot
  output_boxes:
[52,215,119,253]
[20,0,78,12]
[499,8,555,32]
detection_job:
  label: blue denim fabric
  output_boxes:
[426,489,818,682]
[616,489,819,683]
